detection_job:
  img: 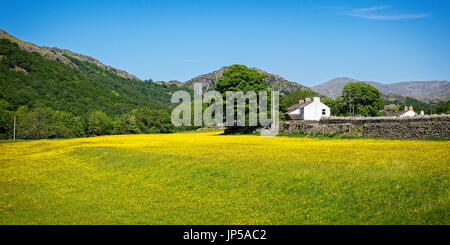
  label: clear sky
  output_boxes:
[1,0,449,86]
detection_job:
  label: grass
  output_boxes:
[0,131,448,224]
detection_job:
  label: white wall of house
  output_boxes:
[303,97,330,120]
[288,97,330,121]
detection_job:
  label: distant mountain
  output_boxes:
[0,29,139,80]
[312,77,450,102]
[310,77,357,100]
[181,66,308,94]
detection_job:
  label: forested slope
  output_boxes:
[0,38,192,139]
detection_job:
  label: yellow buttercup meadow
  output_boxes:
[0,131,448,224]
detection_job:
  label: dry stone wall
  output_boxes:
[280,115,450,139]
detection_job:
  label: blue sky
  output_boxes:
[1,0,449,86]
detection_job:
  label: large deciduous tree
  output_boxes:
[339,82,384,117]
[214,64,269,133]
[215,64,268,93]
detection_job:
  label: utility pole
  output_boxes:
[13,115,16,140]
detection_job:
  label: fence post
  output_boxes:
[13,115,16,140]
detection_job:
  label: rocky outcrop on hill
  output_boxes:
[184,66,307,93]
[166,80,184,86]
[184,66,229,91]
[251,67,307,93]
[0,29,139,80]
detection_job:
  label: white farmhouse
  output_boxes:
[393,105,417,117]
[285,97,330,121]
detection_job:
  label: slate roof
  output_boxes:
[285,101,313,114]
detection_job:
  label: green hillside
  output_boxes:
[383,94,432,108]
[0,38,193,139]
[381,94,448,114]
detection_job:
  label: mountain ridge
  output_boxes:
[0,33,188,116]
[2,28,448,103]
[0,29,139,80]
[312,77,450,102]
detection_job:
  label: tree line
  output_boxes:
[0,99,194,140]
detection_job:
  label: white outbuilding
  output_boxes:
[285,97,330,121]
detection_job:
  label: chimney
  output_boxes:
[404,105,408,112]
[421,110,424,116]
[305,98,311,103]
[299,99,305,104]
[409,105,413,111]
[313,97,320,102]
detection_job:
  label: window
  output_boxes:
[322,109,326,115]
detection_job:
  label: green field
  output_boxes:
[0,131,449,224]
